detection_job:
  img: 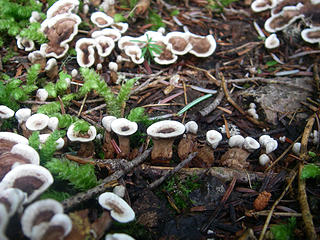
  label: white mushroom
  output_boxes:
[0,164,54,204]
[243,136,260,152]
[292,142,301,155]
[105,233,135,240]
[48,117,59,131]
[228,135,245,148]
[91,12,114,28]
[147,120,185,164]
[189,33,216,57]
[259,153,271,166]
[206,130,222,149]
[265,33,280,49]
[15,108,31,124]
[98,192,135,223]
[21,199,64,238]
[39,134,65,150]
[75,38,97,68]
[36,88,49,102]
[111,118,138,157]
[185,121,198,135]
[25,113,49,131]
[0,188,26,217]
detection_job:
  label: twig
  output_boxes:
[78,93,87,117]
[62,148,152,211]
[298,113,317,240]
[199,90,224,116]
[248,210,302,217]
[83,103,107,115]
[258,169,297,240]
[220,72,267,128]
[140,165,268,183]
[148,152,197,189]
[216,42,263,56]
[289,50,320,59]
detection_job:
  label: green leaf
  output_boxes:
[44,82,57,98]
[177,94,213,116]
[266,60,278,67]
[301,164,320,179]
[114,13,127,22]
[73,120,90,133]
[270,217,296,240]
[170,9,180,16]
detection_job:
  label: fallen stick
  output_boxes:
[298,113,317,240]
[141,165,267,183]
[62,148,151,211]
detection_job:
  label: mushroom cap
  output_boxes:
[292,142,301,155]
[189,33,216,57]
[185,121,198,135]
[102,116,117,132]
[0,164,54,204]
[0,188,26,217]
[16,36,35,52]
[30,213,72,240]
[228,135,245,148]
[0,144,40,181]
[259,153,270,166]
[147,120,185,139]
[109,62,118,72]
[36,88,49,102]
[118,36,140,50]
[243,136,260,152]
[25,113,49,131]
[264,4,304,32]
[105,233,135,240]
[75,38,97,68]
[39,134,65,150]
[40,13,81,58]
[15,108,31,124]
[91,28,122,41]
[206,130,223,149]
[111,118,138,137]
[45,58,58,71]
[95,36,115,57]
[28,50,46,64]
[265,139,278,154]
[98,192,135,223]
[46,0,79,19]
[259,135,272,146]
[48,117,59,131]
[67,123,97,142]
[301,27,320,43]
[0,105,14,119]
[265,33,280,49]
[111,22,129,34]
[0,132,29,145]
[154,45,178,65]
[91,12,114,28]
[164,31,192,55]
[251,0,277,12]
[124,45,145,64]
[10,143,40,165]
[21,199,64,238]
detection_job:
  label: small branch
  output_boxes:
[258,169,297,240]
[148,152,197,189]
[199,90,224,117]
[298,113,317,240]
[220,72,267,128]
[62,148,152,211]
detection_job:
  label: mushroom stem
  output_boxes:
[151,138,175,165]
[118,135,130,158]
[78,142,95,158]
[102,131,115,159]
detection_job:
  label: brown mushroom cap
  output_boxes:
[21,199,64,238]
[98,192,135,223]
[75,38,97,68]
[46,0,79,19]
[0,164,53,204]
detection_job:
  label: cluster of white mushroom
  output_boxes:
[247,102,259,120]
[251,0,320,47]
[0,130,74,240]
[22,0,217,71]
